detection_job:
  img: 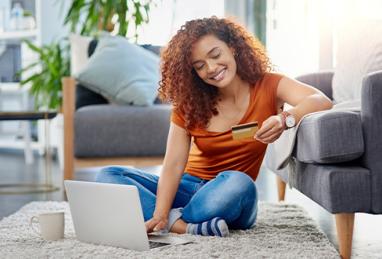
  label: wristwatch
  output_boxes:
[279,111,296,129]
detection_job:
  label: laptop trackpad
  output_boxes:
[149,241,169,249]
[148,234,193,249]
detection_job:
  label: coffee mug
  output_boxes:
[30,212,65,241]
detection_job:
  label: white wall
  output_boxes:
[37,0,70,44]
[136,0,225,45]
[266,0,382,77]
[266,0,320,77]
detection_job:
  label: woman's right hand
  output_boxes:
[145,213,168,233]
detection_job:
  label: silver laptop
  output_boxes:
[64,180,191,251]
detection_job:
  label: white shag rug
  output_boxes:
[0,201,338,258]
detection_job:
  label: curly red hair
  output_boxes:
[158,16,271,130]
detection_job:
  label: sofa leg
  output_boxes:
[276,176,286,201]
[62,77,76,180]
[335,213,355,259]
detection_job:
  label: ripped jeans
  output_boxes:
[96,166,258,230]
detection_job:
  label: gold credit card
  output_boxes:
[231,121,259,140]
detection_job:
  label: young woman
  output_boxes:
[96,17,332,237]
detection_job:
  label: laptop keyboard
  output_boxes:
[149,241,169,249]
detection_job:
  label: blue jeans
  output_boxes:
[96,167,258,230]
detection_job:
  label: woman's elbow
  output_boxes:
[320,95,333,111]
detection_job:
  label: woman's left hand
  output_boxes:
[254,115,285,144]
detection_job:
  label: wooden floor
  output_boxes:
[0,149,381,258]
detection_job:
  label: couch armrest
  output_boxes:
[295,71,334,100]
[361,70,382,213]
[62,77,76,180]
[296,110,363,164]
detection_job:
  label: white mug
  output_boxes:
[30,212,65,241]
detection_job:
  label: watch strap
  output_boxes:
[279,111,292,129]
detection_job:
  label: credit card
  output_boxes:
[231,121,258,140]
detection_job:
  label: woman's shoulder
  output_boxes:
[252,72,285,105]
[261,72,285,84]
[253,72,284,92]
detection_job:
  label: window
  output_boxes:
[135,0,225,45]
[266,0,320,77]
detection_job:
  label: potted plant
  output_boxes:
[64,0,155,39]
[18,1,156,168]
[19,40,70,110]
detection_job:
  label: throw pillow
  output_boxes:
[75,34,160,106]
[332,19,382,103]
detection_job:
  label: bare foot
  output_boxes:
[170,218,187,234]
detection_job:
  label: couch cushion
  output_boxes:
[295,110,364,163]
[75,84,109,109]
[74,104,171,157]
[74,39,162,109]
[75,34,160,106]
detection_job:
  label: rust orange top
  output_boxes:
[171,72,283,181]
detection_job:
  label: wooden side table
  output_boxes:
[0,111,60,194]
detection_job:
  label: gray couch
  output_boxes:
[265,70,382,259]
[74,104,171,157]
[62,43,171,180]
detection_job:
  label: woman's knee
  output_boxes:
[182,172,257,223]
[95,166,131,182]
[218,171,256,196]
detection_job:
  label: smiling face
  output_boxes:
[191,34,238,88]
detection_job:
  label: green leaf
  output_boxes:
[20,73,40,86]
[64,0,87,33]
[117,0,128,36]
[23,40,43,55]
[21,40,69,110]
[64,0,155,37]
[102,0,114,29]
[134,3,143,26]
[16,62,38,79]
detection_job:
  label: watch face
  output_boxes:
[286,116,296,128]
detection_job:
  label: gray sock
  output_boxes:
[186,217,229,237]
